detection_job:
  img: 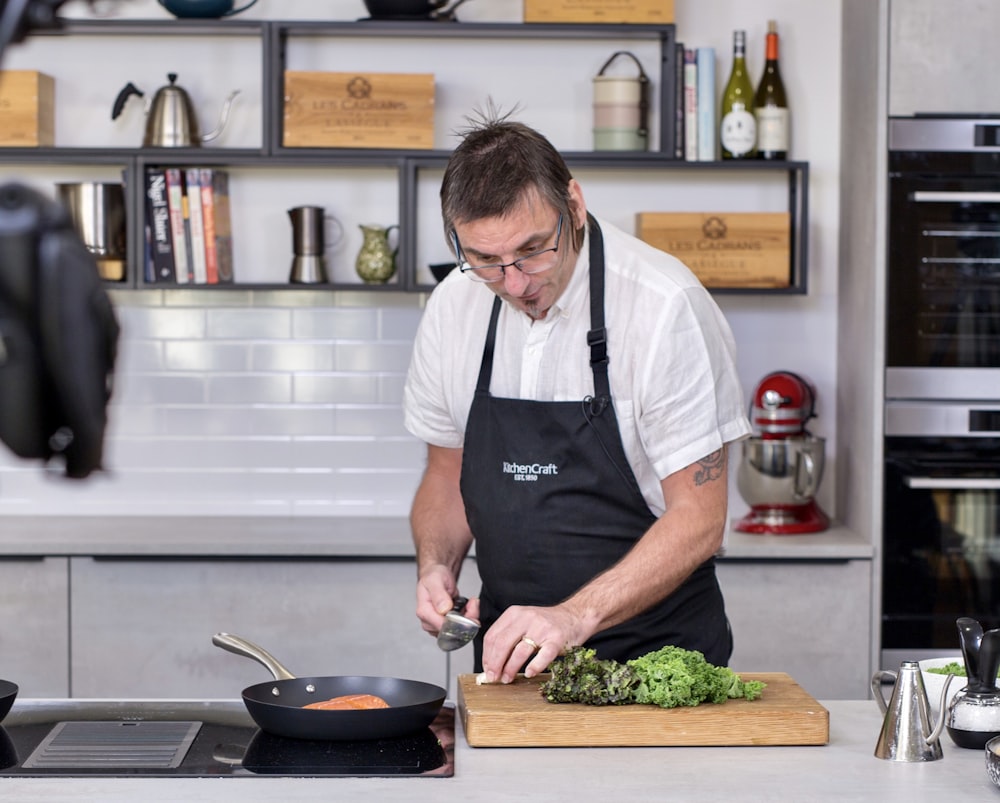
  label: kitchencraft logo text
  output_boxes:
[502,461,559,482]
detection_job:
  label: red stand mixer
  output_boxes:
[734,371,830,534]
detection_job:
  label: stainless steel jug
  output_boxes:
[55,181,127,281]
[871,660,953,761]
[288,206,342,284]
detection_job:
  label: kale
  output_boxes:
[539,645,766,709]
[627,645,766,707]
[540,647,639,705]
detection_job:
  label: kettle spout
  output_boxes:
[201,89,241,144]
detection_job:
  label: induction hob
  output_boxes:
[0,699,454,778]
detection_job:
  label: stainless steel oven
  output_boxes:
[882,116,1000,667]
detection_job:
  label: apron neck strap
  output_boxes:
[475,213,610,398]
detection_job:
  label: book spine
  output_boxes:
[185,167,208,285]
[145,168,174,283]
[212,170,234,283]
[674,41,685,160]
[164,168,190,284]
[199,167,219,284]
[684,49,699,162]
[696,47,716,161]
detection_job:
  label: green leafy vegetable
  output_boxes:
[540,647,639,705]
[628,645,766,707]
[927,662,966,676]
[540,645,766,709]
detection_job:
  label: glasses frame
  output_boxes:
[453,214,564,284]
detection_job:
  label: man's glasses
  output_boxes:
[453,215,563,284]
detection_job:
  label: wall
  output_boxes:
[0,0,844,523]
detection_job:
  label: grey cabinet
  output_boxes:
[0,557,69,697]
[68,556,466,698]
[718,559,872,700]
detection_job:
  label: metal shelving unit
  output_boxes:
[0,17,809,294]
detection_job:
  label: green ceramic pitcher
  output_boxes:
[355,223,399,284]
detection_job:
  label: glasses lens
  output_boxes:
[461,263,504,283]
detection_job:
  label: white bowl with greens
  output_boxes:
[919,657,965,715]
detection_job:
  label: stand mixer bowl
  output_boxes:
[736,435,826,526]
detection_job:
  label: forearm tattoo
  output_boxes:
[693,449,725,486]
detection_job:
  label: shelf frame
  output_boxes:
[0,18,808,295]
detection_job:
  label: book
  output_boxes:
[212,170,234,284]
[144,168,174,283]
[673,41,685,160]
[164,168,190,284]
[696,47,716,161]
[199,168,219,284]
[185,167,208,284]
[683,48,699,162]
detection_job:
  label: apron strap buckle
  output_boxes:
[587,327,608,367]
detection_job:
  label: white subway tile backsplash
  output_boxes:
[251,342,336,372]
[335,342,413,373]
[293,307,379,340]
[206,374,293,404]
[294,374,378,404]
[164,342,251,372]
[207,308,292,339]
[4,296,430,517]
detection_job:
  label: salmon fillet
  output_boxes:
[302,693,390,710]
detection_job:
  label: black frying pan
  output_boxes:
[0,681,17,723]
[212,633,445,741]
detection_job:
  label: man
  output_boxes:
[404,112,751,685]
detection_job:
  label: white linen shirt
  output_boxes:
[403,215,751,516]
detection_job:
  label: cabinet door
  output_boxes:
[0,557,69,696]
[716,559,872,700]
[69,557,449,698]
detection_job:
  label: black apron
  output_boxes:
[459,216,732,670]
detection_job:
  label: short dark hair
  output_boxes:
[440,110,579,248]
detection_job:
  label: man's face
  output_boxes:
[452,184,585,321]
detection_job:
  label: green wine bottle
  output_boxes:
[754,20,789,160]
[720,29,757,160]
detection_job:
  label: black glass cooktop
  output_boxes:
[0,700,453,778]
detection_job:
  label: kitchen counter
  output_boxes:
[0,699,993,801]
[0,516,873,559]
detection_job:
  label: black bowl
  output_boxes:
[363,1,442,19]
[0,680,18,723]
[429,262,456,282]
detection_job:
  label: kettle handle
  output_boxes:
[111,82,143,121]
[225,0,260,15]
[870,669,895,715]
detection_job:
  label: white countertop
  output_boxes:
[0,516,873,560]
[0,699,993,801]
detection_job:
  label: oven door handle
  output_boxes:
[904,476,1000,490]
[912,190,1000,203]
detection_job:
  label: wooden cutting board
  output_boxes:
[458,672,829,747]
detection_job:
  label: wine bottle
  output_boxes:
[720,30,756,160]
[754,20,789,160]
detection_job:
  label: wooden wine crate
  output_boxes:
[636,211,791,289]
[0,70,54,147]
[524,0,674,24]
[283,71,435,149]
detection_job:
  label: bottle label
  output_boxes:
[721,103,756,156]
[756,107,789,152]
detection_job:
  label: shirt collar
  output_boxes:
[548,222,590,321]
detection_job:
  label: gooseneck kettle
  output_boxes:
[111,73,240,148]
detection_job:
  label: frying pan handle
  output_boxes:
[212,632,297,681]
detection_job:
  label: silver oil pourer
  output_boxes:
[871,660,953,761]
